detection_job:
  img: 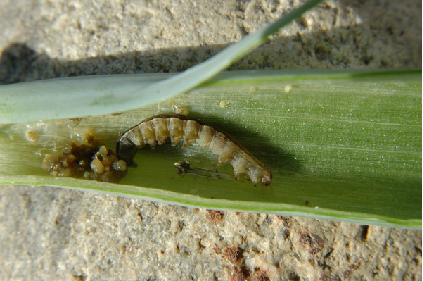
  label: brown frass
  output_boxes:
[42,136,127,183]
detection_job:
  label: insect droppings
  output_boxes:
[42,130,128,182]
[117,115,272,186]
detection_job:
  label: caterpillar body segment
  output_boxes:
[117,115,272,186]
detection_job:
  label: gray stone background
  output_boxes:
[0,0,421,280]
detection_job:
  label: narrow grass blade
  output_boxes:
[0,70,420,228]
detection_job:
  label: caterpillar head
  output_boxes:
[116,138,137,166]
[261,169,272,186]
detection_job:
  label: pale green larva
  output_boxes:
[117,115,272,186]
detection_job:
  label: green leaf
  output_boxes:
[1,70,421,228]
[0,0,419,228]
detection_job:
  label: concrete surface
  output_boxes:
[0,0,421,280]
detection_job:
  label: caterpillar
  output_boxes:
[116,115,272,186]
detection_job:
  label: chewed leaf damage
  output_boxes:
[117,115,272,186]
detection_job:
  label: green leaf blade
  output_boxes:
[0,71,420,228]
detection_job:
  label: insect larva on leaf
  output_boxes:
[116,115,272,186]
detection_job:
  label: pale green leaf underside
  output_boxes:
[1,71,421,228]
